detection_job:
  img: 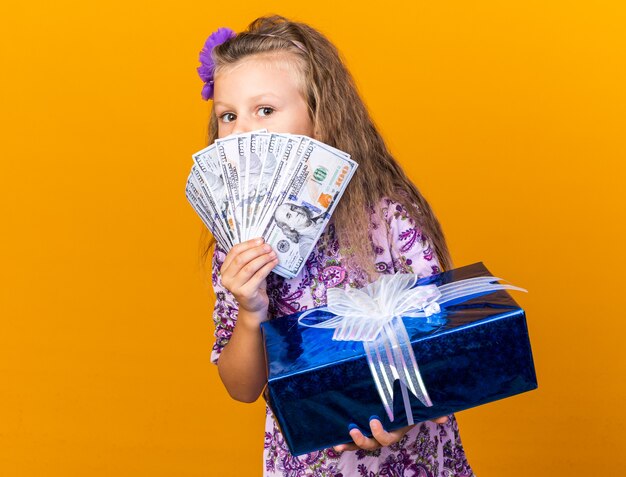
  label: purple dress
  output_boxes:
[211,199,475,477]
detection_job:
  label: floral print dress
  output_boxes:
[210,199,475,477]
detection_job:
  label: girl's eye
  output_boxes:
[220,112,236,123]
[258,107,275,117]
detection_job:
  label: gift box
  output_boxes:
[260,262,538,456]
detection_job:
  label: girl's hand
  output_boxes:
[333,416,449,452]
[220,238,278,315]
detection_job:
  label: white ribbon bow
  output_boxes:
[299,274,527,424]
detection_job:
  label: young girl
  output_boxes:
[198,16,475,477]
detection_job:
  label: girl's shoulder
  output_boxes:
[370,197,441,277]
[370,196,421,232]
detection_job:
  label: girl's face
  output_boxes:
[213,54,314,139]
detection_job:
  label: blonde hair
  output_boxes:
[204,15,452,272]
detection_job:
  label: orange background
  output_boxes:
[1,1,625,476]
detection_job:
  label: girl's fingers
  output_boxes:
[333,442,359,452]
[369,420,413,447]
[345,427,381,451]
[221,238,265,273]
[229,251,277,291]
[238,255,279,293]
[334,420,416,453]
[221,240,271,279]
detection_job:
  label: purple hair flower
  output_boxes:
[197,27,236,100]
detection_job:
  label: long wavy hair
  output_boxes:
[202,15,452,273]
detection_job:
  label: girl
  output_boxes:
[198,16,475,477]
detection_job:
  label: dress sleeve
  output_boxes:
[209,245,240,364]
[377,199,442,278]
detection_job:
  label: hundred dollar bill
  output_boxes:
[188,165,234,249]
[262,139,357,278]
[253,135,317,240]
[185,174,231,250]
[192,145,237,247]
[242,132,271,241]
[185,179,213,229]
[215,135,248,243]
[252,134,305,239]
[247,133,289,239]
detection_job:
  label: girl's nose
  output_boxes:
[232,115,254,135]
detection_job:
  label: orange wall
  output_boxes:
[1,1,624,476]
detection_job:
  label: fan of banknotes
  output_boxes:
[185,131,357,278]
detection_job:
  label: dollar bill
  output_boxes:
[215,135,247,243]
[262,139,357,277]
[188,165,234,249]
[252,134,304,239]
[242,132,270,241]
[185,174,231,250]
[192,145,237,247]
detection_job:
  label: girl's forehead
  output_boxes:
[216,52,306,83]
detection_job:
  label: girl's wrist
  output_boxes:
[237,307,269,330]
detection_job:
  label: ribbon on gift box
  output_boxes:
[298,274,527,424]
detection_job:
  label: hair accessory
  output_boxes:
[197,27,236,100]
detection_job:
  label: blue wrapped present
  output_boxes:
[260,262,538,455]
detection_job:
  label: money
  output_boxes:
[252,134,303,239]
[263,140,357,277]
[186,132,357,278]
[243,132,271,241]
[246,133,282,239]
[192,145,237,247]
[215,135,247,243]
